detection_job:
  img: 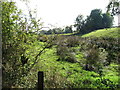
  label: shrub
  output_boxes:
[56,45,77,63]
[66,36,80,47]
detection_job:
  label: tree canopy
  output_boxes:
[75,9,113,34]
[107,0,119,16]
[2,1,45,88]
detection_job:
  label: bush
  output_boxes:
[56,45,77,63]
[66,36,80,47]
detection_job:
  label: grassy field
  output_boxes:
[27,28,119,88]
[23,32,119,88]
[82,27,120,38]
[3,27,120,88]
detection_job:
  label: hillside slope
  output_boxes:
[82,27,120,38]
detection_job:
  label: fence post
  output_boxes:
[38,71,44,90]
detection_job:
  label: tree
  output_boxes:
[2,1,47,88]
[107,0,119,26]
[102,13,113,28]
[74,14,84,32]
[64,26,73,33]
[107,0,119,16]
[81,16,93,34]
[2,2,28,88]
[51,27,64,34]
[75,9,113,34]
[89,9,103,30]
[46,29,53,34]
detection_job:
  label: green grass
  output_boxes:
[82,27,120,38]
[24,34,120,88]
[53,33,75,36]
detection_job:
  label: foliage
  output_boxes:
[38,46,119,88]
[2,1,46,88]
[102,13,113,28]
[54,35,119,72]
[74,14,84,33]
[64,26,73,33]
[89,9,103,30]
[2,1,119,89]
[107,0,120,16]
[56,37,77,63]
[27,35,120,88]
[40,25,74,35]
[65,36,80,47]
[75,9,113,34]
[45,27,64,34]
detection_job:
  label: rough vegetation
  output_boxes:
[2,1,120,89]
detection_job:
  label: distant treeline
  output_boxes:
[40,9,114,35]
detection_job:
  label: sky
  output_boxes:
[15,0,118,28]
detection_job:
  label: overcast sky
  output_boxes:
[15,0,118,28]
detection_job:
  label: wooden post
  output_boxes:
[38,71,44,90]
